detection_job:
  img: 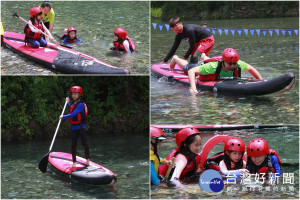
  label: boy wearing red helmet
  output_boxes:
[60,27,82,46]
[169,48,263,94]
[111,27,135,52]
[24,7,54,48]
[159,128,202,188]
[246,138,282,177]
[59,86,90,167]
[150,126,173,185]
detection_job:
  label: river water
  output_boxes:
[1,135,149,199]
[1,1,149,75]
[151,17,299,125]
[151,126,299,199]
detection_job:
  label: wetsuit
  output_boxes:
[63,102,90,163]
[163,24,214,63]
[63,36,82,46]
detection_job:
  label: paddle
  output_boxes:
[53,33,73,49]
[13,13,72,49]
[165,157,175,179]
[38,96,68,173]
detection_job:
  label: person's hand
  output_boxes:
[189,87,199,94]
[59,115,63,119]
[170,178,183,188]
[162,160,175,168]
[240,169,250,175]
[66,97,70,103]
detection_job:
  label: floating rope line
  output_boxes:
[152,23,299,37]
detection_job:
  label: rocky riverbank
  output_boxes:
[1,47,59,75]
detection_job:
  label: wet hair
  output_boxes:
[223,150,244,170]
[169,16,181,28]
[41,1,52,8]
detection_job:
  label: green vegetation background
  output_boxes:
[151,1,299,21]
[2,76,149,142]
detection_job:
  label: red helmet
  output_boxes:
[114,27,127,40]
[175,127,200,148]
[67,27,77,34]
[247,138,269,157]
[222,48,239,63]
[30,7,43,18]
[70,86,83,95]
[150,126,166,140]
[224,137,245,152]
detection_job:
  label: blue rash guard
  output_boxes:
[63,37,82,46]
[151,162,160,185]
[271,154,282,175]
[63,103,86,130]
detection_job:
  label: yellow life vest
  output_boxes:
[1,22,4,36]
[150,150,166,174]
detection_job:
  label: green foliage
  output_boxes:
[2,76,149,140]
[151,8,162,18]
[151,1,299,20]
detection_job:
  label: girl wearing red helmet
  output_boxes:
[218,137,249,176]
[150,126,173,185]
[59,86,90,167]
[204,137,249,179]
[60,27,82,46]
[168,48,263,94]
[246,138,282,177]
[111,27,135,53]
[159,128,202,188]
[24,7,54,48]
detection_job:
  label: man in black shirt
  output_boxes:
[163,17,214,64]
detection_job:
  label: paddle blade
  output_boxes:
[13,13,19,18]
[38,152,50,173]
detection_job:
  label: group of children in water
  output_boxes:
[151,126,282,188]
[25,4,135,52]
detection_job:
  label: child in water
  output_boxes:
[246,138,282,179]
[61,27,82,46]
[150,126,173,185]
[159,128,202,188]
[111,27,135,52]
[59,86,89,167]
[219,137,249,177]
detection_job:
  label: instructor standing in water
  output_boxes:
[163,16,214,64]
[40,1,55,32]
